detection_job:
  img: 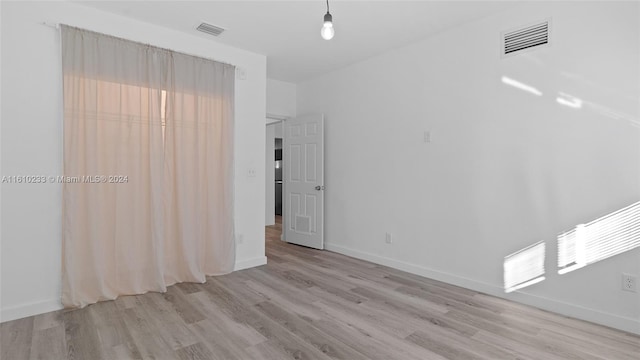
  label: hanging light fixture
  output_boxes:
[321,0,334,40]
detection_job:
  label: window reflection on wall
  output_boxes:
[558,201,640,275]
[504,241,546,293]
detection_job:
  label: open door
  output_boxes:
[283,114,324,249]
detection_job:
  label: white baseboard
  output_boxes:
[1,299,63,323]
[325,242,640,335]
[234,255,267,271]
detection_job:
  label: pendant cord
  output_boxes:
[326,0,330,13]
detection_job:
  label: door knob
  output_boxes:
[315,185,325,191]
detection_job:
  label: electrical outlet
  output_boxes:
[622,273,637,292]
[385,232,393,244]
[237,234,244,245]
[247,168,257,178]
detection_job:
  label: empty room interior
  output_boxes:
[2,1,640,359]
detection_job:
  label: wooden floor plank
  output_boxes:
[189,291,267,348]
[120,306,179,360]
[187,319,255,359]
[254,300,370,360]
[63,308,105,360]
[175,342,216,360]
[1,317,34,360]
[29,325,66,360]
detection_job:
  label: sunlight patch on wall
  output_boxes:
[504,241,546,293]
[558,201,640,275]
[501,76,543,96]
[556,92,583,109]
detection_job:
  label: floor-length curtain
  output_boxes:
[163,51,236,285]
[61,26,235,308]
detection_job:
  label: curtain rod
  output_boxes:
[40,21,237,69]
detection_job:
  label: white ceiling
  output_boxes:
[77,1,515,83]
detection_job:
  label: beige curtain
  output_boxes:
[163,52,236,285]
[61,26,235,308]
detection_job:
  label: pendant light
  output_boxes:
[321,0,334,40]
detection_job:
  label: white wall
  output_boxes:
[1,1,266,321]
[265,79,296,225]
[267,78,297,118]
[298,1,640,334]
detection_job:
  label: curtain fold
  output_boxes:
[61,26,235,308]
[163,52,236,285]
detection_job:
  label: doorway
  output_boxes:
[265,121,283,227]
[274,138,283,217]
[265,114,325,249]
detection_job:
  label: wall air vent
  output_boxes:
[503,20,550,56]
[196,22,225,37]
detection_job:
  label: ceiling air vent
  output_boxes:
[503,20,550,56]
[196,22,225,37]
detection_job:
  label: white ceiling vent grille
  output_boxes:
[196,22,225,37]
[503,20,550,56]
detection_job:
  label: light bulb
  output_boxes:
[321,12,334,40]
[321,23,334,40]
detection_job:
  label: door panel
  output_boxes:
[284,114,324,249]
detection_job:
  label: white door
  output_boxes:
[283,114,324,249]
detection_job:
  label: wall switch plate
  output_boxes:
[385,232,393,244]
[423,130,431,143]
[622,273,637,292]
[236,67,247,80]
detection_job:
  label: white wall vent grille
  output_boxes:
[196,22,225,37]
[503,20,550,56]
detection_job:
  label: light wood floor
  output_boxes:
[2,216,639,359]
